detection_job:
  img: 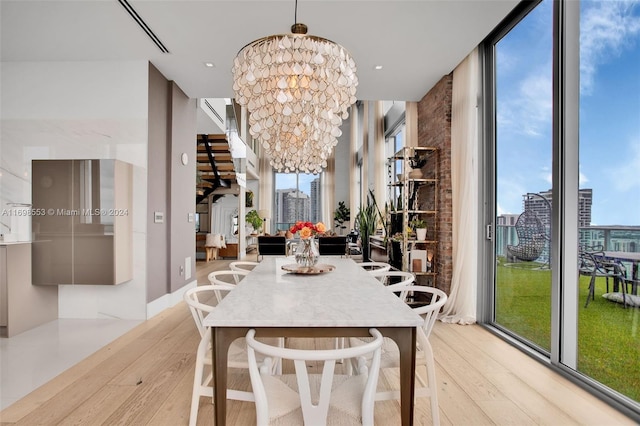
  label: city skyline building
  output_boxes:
[274,188,293,227]
[522,189,592,228]
[274,179,322,228]
[310,177,321,224]
[497,214,519,227]
[275,188,310,225]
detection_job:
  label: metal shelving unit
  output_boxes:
[387,147,438,284]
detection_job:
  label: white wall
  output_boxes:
[0,61,149,320]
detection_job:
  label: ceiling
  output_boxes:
[1,0,519,103]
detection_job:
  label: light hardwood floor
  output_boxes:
[0,258,635,425]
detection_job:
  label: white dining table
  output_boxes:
[203,256,423,425]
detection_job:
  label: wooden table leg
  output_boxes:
[381,327,416,426]
[212,327,247,426]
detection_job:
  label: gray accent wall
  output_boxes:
[147,64,170,302]
[146,65,197,300]
[169,83,196,293]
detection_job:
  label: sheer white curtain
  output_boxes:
[258,146,273,235]
[349,104,359,229]
[373,101,386,202]
[439,47,479,325]
[361,102,370,199]
[322,154,335,228]
[405,102,418,148]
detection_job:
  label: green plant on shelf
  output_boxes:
[410,218,427,230]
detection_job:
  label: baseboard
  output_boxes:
[146,280,197,319]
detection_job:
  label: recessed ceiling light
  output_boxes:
[204,62,215,68]
[374,65,383,70]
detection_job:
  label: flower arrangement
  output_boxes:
[290,221,326,239]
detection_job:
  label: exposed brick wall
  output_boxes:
[417,74,453,294]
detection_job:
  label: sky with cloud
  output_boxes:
[274,0,639,228]
[275,172,316,196]
[496,0,639,226]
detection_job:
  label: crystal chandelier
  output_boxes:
[231,3,358,173]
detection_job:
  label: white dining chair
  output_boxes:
[356,261,392,282]
[245,328,384,426]
[207,269,250,302]
[349,285,447,426]
[229,261,259,272]
[335,269,413,365]
[369,270,415,302]
[207,269,249,285]
[183,284,254,426]
[335,268,412,359]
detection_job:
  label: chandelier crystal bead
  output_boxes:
[232,21,358,174]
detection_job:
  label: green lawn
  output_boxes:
[495,260,640,402]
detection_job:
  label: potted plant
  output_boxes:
[333,201,351,235]
[245,210,263,233]
[411,218,427,241]
[355,192,382,262]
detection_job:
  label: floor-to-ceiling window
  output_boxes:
[386,123,406,208]
[492,0,553,352]
[273,172,322,231]
[486,0,640,417]
[576,0,640,404]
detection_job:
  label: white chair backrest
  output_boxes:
[207,270,249,303]
[358,262,392,283]
[229,261,259,272]
[246,328,384,426]
[369,270,415,301]
[184,284,236,338]
[403,285,447,339]
[208,269,250,285]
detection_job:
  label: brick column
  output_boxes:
[417,74,453,294]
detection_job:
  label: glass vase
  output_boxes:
[295,238,319,267]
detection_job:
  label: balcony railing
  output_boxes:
[496,224,640,261]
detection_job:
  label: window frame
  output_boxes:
[480,0,639,419]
